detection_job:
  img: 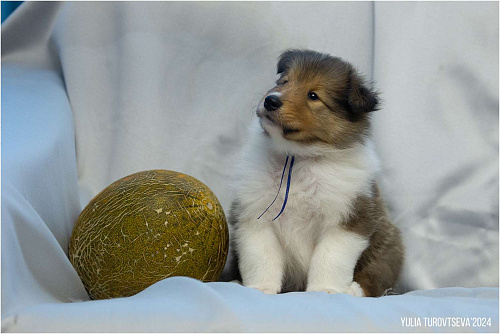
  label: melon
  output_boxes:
[69,170,228,300]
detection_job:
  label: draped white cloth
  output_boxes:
[2,2,498,332]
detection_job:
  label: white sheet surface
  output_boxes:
[2,277,499,332]
[1,1,498,332]
[1,65,89,318]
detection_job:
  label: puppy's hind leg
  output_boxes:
[219,239,242,283]
[346,281,365,297]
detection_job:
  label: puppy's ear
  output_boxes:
[277,49,300,74]
[346,69,379,117]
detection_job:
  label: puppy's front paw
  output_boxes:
[307,281,365,297]
[306,285,346,294]
[246,284,280,294]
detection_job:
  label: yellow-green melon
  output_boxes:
[69,170,228,300]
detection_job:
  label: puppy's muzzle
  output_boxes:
[264,95,283,112]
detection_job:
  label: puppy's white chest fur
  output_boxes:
[233,121,379,292]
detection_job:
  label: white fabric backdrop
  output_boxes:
[372,1,499,292]
[48,1,375,210]
[2,2,498,332]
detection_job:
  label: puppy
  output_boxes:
[222,49,404,297]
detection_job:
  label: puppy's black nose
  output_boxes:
[264,95,283,111]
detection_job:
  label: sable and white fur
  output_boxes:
[222,50,404,296]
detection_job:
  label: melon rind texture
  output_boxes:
[69,170,228,300]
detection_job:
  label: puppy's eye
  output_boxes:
[277,80,288,85]
[308,92,319,101]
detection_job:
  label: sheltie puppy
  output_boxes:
[222,49,404,297]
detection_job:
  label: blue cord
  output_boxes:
[272,156,294,221]
[257,156,289,219]
[257,155,295,221]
